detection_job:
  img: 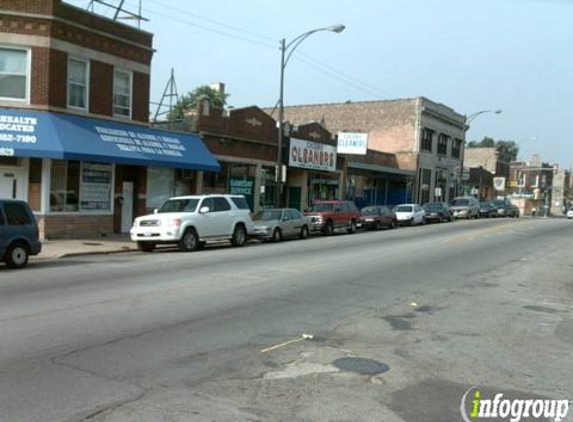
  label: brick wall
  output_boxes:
[132,71,150,123]
[38,215,114,239]
[48,49,67,108]
[0,0,59,16]
[90,60,113,116]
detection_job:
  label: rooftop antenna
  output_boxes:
[86,0,148,28]
[152,69,180,123]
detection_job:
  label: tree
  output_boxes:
[467,136,496,148]
[466,136,519,161]
[168,85,229,121]
[496,140,519,161]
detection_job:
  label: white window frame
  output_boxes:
[0,45,31,103]
[113,68,132,119]
[67,57,90,111]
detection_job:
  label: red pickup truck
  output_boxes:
[305,200,361,235]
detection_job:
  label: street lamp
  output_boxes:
[457,109,502,196]
[276,24,345,207]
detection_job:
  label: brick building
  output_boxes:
[507,155,555,216]
[269,97,465,205]
[464,146,511,179]
[0,0,219,238]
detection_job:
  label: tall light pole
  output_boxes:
[458,109,502,196]
[276,24,345,207]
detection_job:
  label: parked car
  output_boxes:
[305,200,361,235]
[422,202,453,223]
[479,201,497,218]
[506,204,520,218]
[394,204,426,226]
[450,197,480,219]
[130,194,256,252]
[253,208,310,241]
[492,198,515,218]
[359,206,396,230]
[0,200,42,269]
[567,207,573,219]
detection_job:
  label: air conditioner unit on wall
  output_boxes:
[179,169,194,180]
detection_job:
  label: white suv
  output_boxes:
[130,195,256,252]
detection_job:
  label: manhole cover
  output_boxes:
[333,357,389,374]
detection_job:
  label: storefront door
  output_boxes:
[121,181,134,233]
[0,169,25,200]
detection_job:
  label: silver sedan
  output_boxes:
[253,208,311,241]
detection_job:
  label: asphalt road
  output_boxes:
[1,218,572,422]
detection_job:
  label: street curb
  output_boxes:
[56,248,138,259]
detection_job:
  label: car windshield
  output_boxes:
[395,205,413,212]
[451,199,470,207]
[158,199,199,213]
[423,203,443,210]
[310,203,334,212]
[361,207,379,216]
[255,210,282,221]
[480,202,491,206]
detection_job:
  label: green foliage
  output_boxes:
[168,85,229,121]
[467,137,519,161]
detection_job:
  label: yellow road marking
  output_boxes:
[260,334,314,353]
[443,221,524,245]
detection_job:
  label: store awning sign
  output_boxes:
[0,110,220,172]
[337,132,368,155]
[289,137,337,172]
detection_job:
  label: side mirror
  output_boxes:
[199,206,210,214]
[153,208,158,214]
[335,207,342,213]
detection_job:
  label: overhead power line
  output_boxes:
[113,0,393,100]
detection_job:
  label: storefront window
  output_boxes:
[260,167,277,209]
[308,171,339,204]
[147,167,174,209]
[228,164,256,211]
[50,161,112,213]
[203,162,229,194]
[79,163,112,211]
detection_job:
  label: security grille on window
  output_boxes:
[68,58,88,109]
[0,48,28,100]
[113,69,132,117]
[438,134,449,156]
[421,129,434,152]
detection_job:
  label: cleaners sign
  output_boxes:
[337,132,368,155]
[289,138,337,172]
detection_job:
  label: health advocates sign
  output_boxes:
[337,132,368,155]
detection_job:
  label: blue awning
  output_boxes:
[0,109,220,172]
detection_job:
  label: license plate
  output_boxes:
[144,232,153,237]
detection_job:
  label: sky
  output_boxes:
[66,0,572,168]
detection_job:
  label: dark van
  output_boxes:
[0,200,41,268]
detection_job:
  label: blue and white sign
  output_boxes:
[337,132,368,155]
[0,110,220,172]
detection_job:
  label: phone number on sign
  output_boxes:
[0,134,37,143]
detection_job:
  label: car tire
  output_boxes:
[348,219,357,234]
[137,241,155,252]
[231,224,247,247]
[300,225,309,239]
[272,228,282,242]
[324,220,334,236]
[179,228,199,252]
[389,221,396,229]
[5,242,29,269]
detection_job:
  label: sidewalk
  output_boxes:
[35,236,137,260]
